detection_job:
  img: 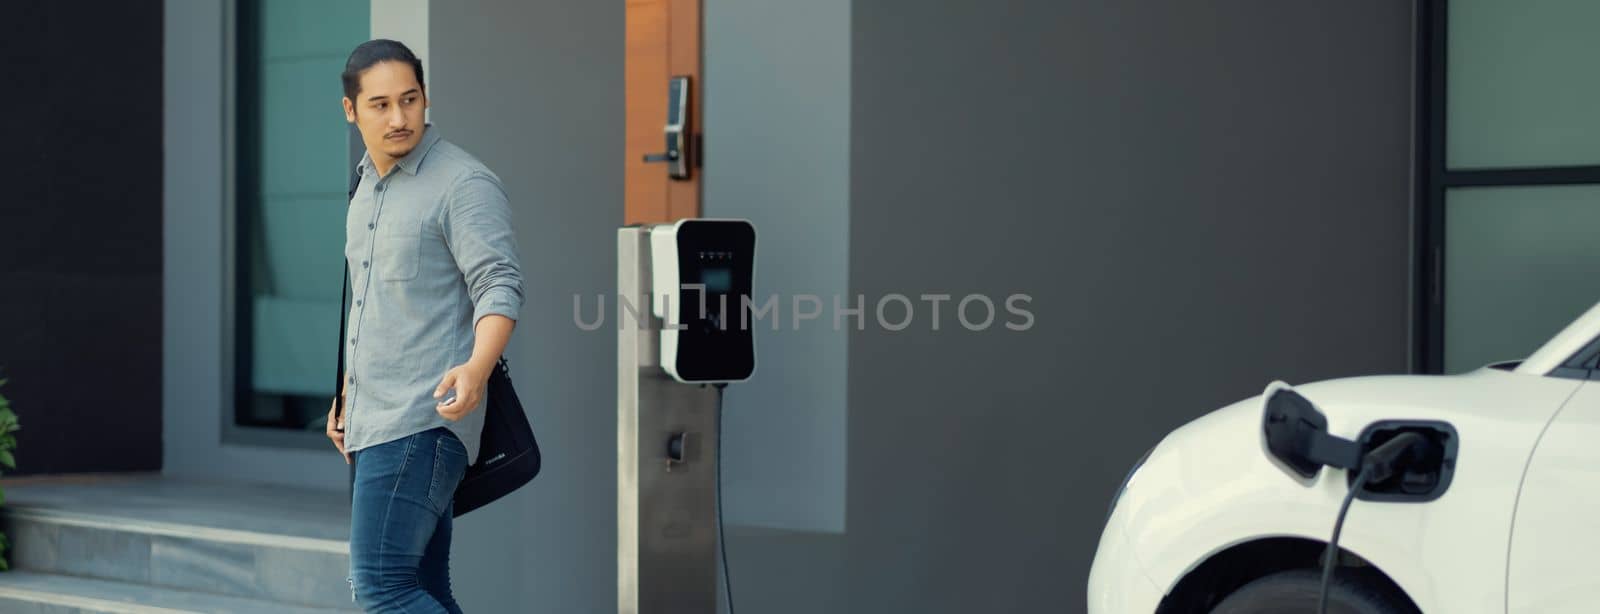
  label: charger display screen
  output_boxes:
[700,267,732,294]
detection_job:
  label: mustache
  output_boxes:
[385,129,413,138]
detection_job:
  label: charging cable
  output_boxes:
[1318,432,1424,614]
[713,383,735,614]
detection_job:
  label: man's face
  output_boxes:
[342,61,428,167]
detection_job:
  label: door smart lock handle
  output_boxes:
[642,76,691,180]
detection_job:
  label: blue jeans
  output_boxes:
[348,426,469,613]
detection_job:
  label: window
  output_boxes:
[1417,0,1600,374]
[234,0,368,435]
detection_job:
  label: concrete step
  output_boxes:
[0,570,359,613]
[0,474,354,610]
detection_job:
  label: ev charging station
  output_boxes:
[617,219,757,614]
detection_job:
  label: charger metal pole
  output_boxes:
[618,226,722,614]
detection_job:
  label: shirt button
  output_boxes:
[347,374,356,385]
[375,184,384,193]
[355,299,363,306]
[368,223,375,230]
[362,260,369,268]
[350,337,357,346]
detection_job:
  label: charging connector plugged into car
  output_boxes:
[1258,385,1459,614]
[1348,421,1457,502]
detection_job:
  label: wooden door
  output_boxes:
[625,0,701,224]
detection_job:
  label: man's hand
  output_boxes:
[435,362,491,422]
[326,397,350,464]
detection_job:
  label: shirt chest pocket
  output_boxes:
[375,216,424,281]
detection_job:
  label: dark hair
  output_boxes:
[342,39,425,102]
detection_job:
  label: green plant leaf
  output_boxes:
[0,450,15,470]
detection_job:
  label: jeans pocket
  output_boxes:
[428,431,467,513]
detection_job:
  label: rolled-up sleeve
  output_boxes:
[441,170,524,327]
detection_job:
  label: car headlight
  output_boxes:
[1107,444,1156,523]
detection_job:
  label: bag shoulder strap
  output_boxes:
[334,170,359,431]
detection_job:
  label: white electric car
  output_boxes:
[1090,300,1600,613]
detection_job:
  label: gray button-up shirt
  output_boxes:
[342,125,523,466]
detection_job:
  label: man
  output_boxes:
[325,39,523,613]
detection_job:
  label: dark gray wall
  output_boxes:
[430,1,622,612]
[1,0,163,475]
[845,1,1414,612]
[703,0,851,533]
